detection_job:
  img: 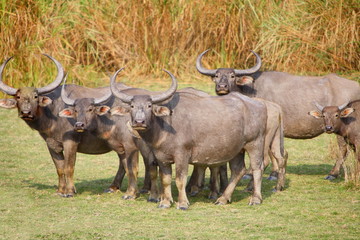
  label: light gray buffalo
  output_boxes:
[196,49,360,180]
[109,68,268,210]
[0,56,141,197]
[309,101,360,176]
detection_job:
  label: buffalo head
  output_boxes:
[0,54,64,121]
[110,68,177,131]
[308,102,354,133]
[58,77,112,133]
[196,49,261,95]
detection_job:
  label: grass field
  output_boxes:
[1,93,359,239]
[1,0,360,239]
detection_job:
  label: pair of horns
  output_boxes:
[196,49,262,76]
[0,54,64,95]
[110,68,177,104]
[314,101,349,111]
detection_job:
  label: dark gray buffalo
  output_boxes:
[309,101,360,176]
[109,68,268,210]
[196,49,360,179]
[0,56,133,197]
[58,76,159,201]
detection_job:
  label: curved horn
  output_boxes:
[60,74,75,106]
[0,56,17,95]
[234,50,262,76]
[313,101,324,111]
[151,69,178,104]
[93,88,112,105]
[196,49,217,76]
[338,101,349,111]
[37,54,65,94]
[110,68,133,104]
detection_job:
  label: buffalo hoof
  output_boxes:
[242,174,253,180]
[64,193,74,198]
[158,204,171,209]
[122,195,136,200]
[208,195,217,200]
[267,175,278,181]
[249,197,262,206]
[177,206,188,210]
[215,197,230,205]
[148,197,160,203]
[244,187,253,193]
[104,188,118,193]
[249,201,261,206]
[325,175,337,180]
[140,189,150,194]
[189,191,199,197]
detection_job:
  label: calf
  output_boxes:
[309,101,359,176]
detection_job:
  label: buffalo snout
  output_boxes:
[325,125,334,133]
[74,122,85,132]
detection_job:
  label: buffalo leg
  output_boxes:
[63,140,78,197]
[247,142,264,205]
[209,166,220,199]
[158,162,173,208]
[106,153,126,193]
[47,147,66,196]
[327,135,349,180]
[175,157,190,210]
[215,153,246,205]
[121,149,139,200]
[186,165,205,195]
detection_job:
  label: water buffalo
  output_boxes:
[0,55,132,197]
[189,98,288,199]
[196,49,360,179]
[308,101,360,176]
[58,76,159,201]
[109,68,268,210]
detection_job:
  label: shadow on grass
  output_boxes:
[286,163,334,176]
[22,177,145,195]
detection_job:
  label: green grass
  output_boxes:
[1,93,360,239]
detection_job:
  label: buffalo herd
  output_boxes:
[1,51,359,209]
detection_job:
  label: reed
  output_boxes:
[0,0,358,89]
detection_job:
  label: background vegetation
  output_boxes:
[0,0,359,239]
[0,0,359,92]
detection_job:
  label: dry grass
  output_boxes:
[0,0,359,89]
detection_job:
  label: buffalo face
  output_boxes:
[309,104,354,134]
[0,54,64,120]
[59,98,110,133]
[15,87,52,121]
[111,95,171,132]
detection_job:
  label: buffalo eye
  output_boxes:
[147,104,152,108]
[88,107,94,112]
[215,74,219,78]
[231,74,235,78]
[335,114,339,118]
[131,105,134,109]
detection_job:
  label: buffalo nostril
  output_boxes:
[325,126,333,131]
[75,122,85,128]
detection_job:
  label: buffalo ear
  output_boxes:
[0,99,17,109]
[235,76,254,86]
[59,108,75,118]
[39,96,52,107]
[340,108,354,118]
[110,106,130,116]
[153,105,171,117]
[308,110,323,119]
[96,106,111,116]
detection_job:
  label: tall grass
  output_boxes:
[0,0,359,89]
